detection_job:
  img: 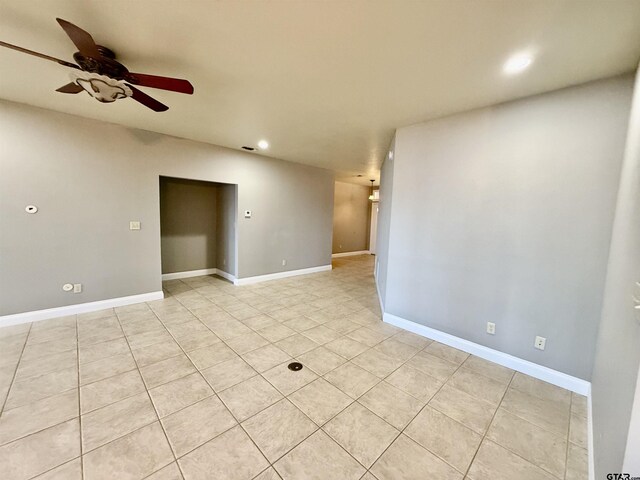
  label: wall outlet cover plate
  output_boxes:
[534,336,546,350]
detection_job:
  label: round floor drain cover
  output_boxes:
[288,362,303,371]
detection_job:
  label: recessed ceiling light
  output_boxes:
[258,140,269,150]
[503,54,533,75]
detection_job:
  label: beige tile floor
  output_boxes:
[0,255,588,480]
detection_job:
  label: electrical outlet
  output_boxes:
[282,259,287,266]
[486,322,496,335]
[129,221,141,230]
[222,259,226,266]
[73,283,82,293]
[534,336,546,350]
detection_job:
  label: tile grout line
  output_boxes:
[145,289,229,475]
[461,371,516,479]
[112,306,179,477]
[179,280,364,474]
[422,345,577,478]
[498,388,576,439]
[288,338,453,476]
[237,397,319,473]
[565,395,574,480]
[468,375,571,480]
[358,346,471,477]
[0,322,33,417]
[0,321,86,479]
[74,314,84,480]
[272,338,430,474]
[361,343,512,476]
[0,345,112,448]
[163,281,273,475]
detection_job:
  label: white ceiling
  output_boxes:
[1,1,640,185]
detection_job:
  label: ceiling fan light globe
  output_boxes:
[70,71,132,103]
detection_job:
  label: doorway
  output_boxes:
[159,176,237,279]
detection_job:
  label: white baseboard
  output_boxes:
[215,269,237,283]
[162,268,217,281]
[161,265,332,287]
[0,291,165,328]
[383,312,591,396]
[331,250,370,258]
[235,264,332,286]
[161,268,238,284]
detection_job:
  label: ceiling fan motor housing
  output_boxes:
[73,46,128,80]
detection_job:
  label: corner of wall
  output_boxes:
[373,133,397,310]
[591,65,640,479]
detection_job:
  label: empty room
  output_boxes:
[0,1,639,479]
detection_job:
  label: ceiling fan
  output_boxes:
[0,18,194,112]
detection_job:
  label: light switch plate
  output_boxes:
[130,221,141,230]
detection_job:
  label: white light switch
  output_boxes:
[73,283,82,293]
[129,221,141,230]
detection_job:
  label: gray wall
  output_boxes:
[216,184,237,276]
[591,66,640,477]
[160,177,219,274]
[375,137,395,307]
[624,366,640,475]
[383,75,633,379]
[333,181,371,254]
[0,101,334,316]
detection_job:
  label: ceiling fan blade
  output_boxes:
[0,40,79,69]
[126,73,194,94]
[56,18,101,58]
[56,82,84,94]
[127,85,169,112]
